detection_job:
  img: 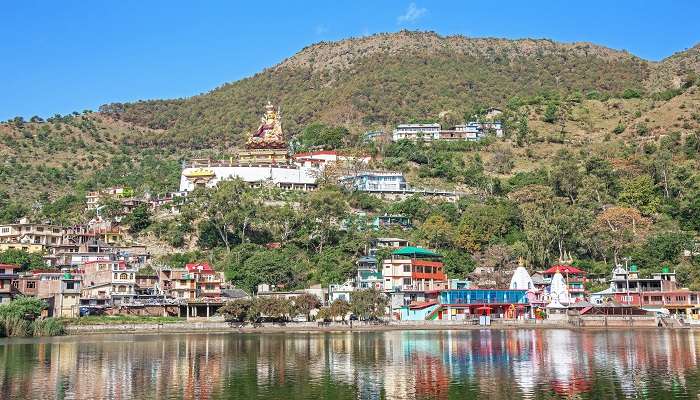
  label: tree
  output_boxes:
[456,200,520,252]
[314,247,354,285]
[590,207,651,266]
[542,102,558,123]
[293,293,322,321]
[227,247,298,294]
[299,123,348,150]
[350,289,388,320]
[196,179,261,252]
[125,204,152,234]
[550,150,581,203]
[618,175,662,216]
[304,187,348,252]
[0,249,45,271]
[329,299,351,321]
[441,249,475,278]
[218,299,253,322]
[416,214,454,249]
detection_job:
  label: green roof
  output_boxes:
[392,246,441,258]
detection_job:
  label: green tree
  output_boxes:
[542,102,558,123]
[416,214,455,249]
[0,249,45,271]
[218,299,253,322]
[349,289,388,320]
[293,293,322,321]
[618,175,662,216]
[125,204,152,234]
[329,299,351,321]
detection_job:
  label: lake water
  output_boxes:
[2,329,700,399]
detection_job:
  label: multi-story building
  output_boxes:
[340,171,408,192]
[0,263,19,303]
[157,267,196,301]
[392,124,441,142]
[356,256,382,290]
[0,218,63,249]
[382,246,447,294]
[593,265,700,316]
[81,260,136,306]
[85,187,132,211]
[185,263,223,299]
[367,238,410,255]
[339,171,459,202]
[453,121,504,140]
[52,272,81,318]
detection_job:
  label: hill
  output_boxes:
[1,31,699,206]
[98,31,698,143]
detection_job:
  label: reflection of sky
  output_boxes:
[1,330,700,399]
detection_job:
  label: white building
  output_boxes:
[179,163,318,192]
[392,124,441,142]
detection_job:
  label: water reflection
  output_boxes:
[1,329,700,399]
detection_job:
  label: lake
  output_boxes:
[1,329,700,399]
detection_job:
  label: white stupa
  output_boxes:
[547,269,570,307]
[510,266,534,291]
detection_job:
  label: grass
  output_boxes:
[61,315,184,326]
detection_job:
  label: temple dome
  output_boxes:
[509,266,534,290]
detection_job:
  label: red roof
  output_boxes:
[292,150,338,158]
[0,263,20,269]
[543,265,586,274]
[186,262,214,273]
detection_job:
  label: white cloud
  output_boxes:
[397,2,427,23]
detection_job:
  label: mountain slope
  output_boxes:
[101,31,668,142]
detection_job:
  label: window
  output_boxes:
[117,285,126,292]
[0,227,9,233]
[119,273,128,280]
[403,278,411,285]
[403,265,411,273]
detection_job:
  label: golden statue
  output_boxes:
[246,101,286,149]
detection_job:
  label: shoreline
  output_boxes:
[60,320,690,336]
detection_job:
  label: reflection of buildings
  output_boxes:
[3,330,700,398]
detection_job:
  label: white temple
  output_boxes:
[547,269,571,307]
[510,266,534,291]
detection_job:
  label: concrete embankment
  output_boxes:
[65,317,676,335]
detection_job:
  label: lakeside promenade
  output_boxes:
[62,315,681,336]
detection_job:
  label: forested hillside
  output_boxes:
[1,31,699,289]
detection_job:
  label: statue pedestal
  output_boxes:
[238,149,289,165]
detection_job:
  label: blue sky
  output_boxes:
[2,0,699,120]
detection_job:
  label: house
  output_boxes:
[363,131,385,143]
[339,171,460,201]
[157,267,196,301]
[392,124,441,142]
[328,281,355,302]
[185,262,223,299]
[0,218,63,249]
[367,237,410,255]
[135,273,159,296]
[340,171,408,192]
[372,215,412,230]
[85,187,133,211]
[356,256,382,290]
[52,272,81,317]
[0,264,19,303]
[81,260,136,306]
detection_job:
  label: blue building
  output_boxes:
[399,289,530,321]
[339,171,408,192]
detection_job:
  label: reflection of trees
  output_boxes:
[3,330,700,398]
